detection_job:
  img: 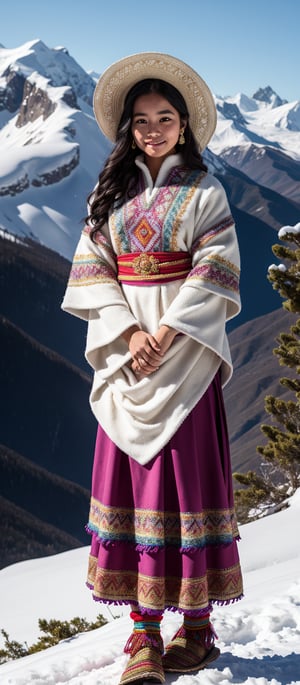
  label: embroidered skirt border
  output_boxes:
[87,552,243,614]
[87,497,240,551]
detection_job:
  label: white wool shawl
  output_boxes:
[62,155,241,464]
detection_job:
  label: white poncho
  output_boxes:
[62,154,241,464]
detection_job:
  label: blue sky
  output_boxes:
[1,0,299,102]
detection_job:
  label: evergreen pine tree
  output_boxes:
[234,222,300,522]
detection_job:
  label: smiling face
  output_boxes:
[131,92,185,174]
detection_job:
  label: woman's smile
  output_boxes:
[145,139,165,147]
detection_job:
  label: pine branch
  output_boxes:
[234,223,300,522]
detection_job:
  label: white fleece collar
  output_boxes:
[134,153,183,190]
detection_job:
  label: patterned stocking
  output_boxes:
[179,613,217,647]
[120,612,165,684]
[124,611,164,655]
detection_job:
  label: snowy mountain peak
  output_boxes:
[216,101,246,125]
[0,39,95,106]
[252,85,287,108]
[231,92,259,113]
[0,39,113,259]
[53,46,70,55]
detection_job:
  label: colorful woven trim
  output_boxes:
[181,614,218,647]
[187,254,240,294]
[123,611,164,655]
[183,615,210,631]
[87,497,240,549]
[117,251,191,285]
[87,557,244,611]
[67,252,116,287]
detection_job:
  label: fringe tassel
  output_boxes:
[124,630,164,656]
[124,611,164,656]
[174,621,218,649]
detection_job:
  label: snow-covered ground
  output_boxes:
[0,490,300,685]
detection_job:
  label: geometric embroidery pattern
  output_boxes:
[87,497,240,550]
[87,557,243,612]
[187,254,240,294]
[82,224,115,257]
[110,166,205,255]
[67,252,117,287]
[192,215,235,249]
[133,218,156,248]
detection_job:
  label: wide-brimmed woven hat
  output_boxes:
[93,52,217,151]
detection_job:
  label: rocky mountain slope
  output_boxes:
[0,445,90,568]
[0,233,96,567]
[224,307,295,473]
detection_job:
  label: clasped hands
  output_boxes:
[123,326,177,379]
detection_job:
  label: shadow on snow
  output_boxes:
[164,651,300,684]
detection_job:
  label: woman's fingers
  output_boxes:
[147,335,162,354]
[138,357,160,372]
[132,358,160,377]
[129,331,162,363]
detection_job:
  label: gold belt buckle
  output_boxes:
[132,254,160,275]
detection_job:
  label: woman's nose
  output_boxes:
[147,122,160,135]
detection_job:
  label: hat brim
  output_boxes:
[93,52,217,151]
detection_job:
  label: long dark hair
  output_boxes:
[87,79,208,241]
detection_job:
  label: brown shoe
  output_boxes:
[119,631,165,684]
[119,645,165,684]
[162,628,220,673]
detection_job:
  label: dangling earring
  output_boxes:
[131,139,136,149]
[178,128,185,145]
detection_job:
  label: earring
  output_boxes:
[131,139,136,149]
[178,128,185,145]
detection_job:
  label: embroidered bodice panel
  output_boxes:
[109,165,205,256]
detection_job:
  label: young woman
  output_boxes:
[62,52,243,685]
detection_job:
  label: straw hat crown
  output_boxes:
[93,52,216,151]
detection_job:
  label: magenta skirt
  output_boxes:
[86,371,243,615]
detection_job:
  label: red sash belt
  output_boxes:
[117,251,192,285]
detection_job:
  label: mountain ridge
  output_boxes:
[0,39,299,260]
[0,442,91,569]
